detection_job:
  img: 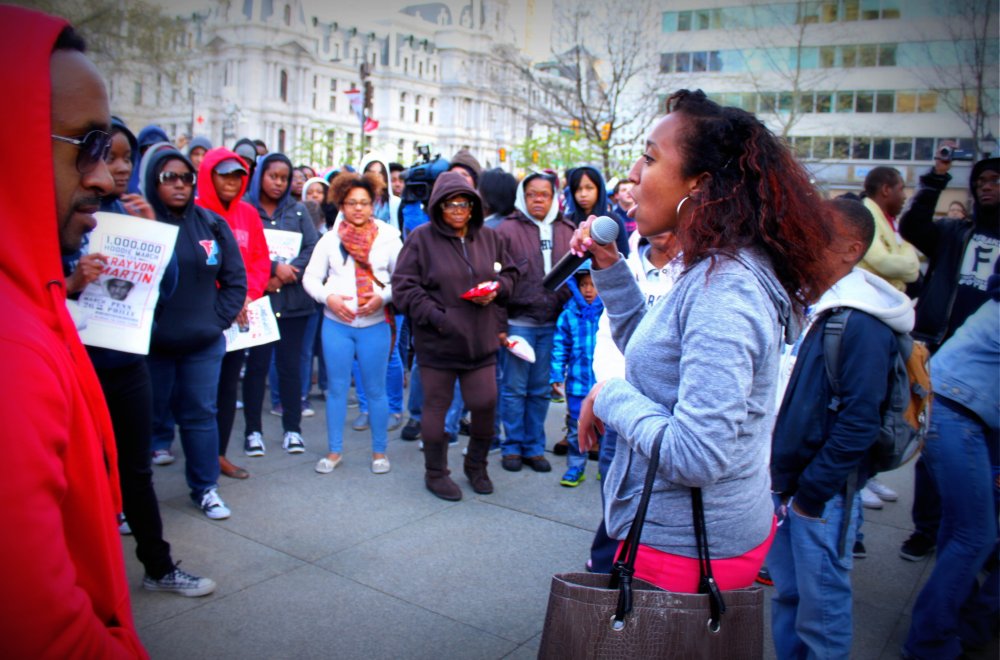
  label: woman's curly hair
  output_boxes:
[667,89,831,309]
[328,171,386,209]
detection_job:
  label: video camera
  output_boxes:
[401,146,449,205]
[398,146,449,236]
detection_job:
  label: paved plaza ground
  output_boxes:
[125,390,993,659]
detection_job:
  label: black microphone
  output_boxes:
[542,215,620,291]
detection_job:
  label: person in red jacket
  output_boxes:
[196,147,272,479]
[0,7,147,657]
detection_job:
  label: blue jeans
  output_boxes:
[149,336,226,500]
[564,394,587,471]
[321,319,390,454]
[300,307,323,399]
[589,427,618,572]
[769,492,861,660]
[355,314,404,415]
[905,402,999,659]
[500,325,555,458]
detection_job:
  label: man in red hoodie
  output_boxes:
[196,147,273,479]
[0,7,147,657]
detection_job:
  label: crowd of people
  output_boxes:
[4,6,997,658]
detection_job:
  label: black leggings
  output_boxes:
[216,349,245,456]
[96,359,174,579]
[243,314,309,435]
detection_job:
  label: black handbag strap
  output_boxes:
[692,487,726,632]
[609,432,663,629]
[607,431,728,632]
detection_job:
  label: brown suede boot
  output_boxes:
[463,436,494,495]
[424,439,462,501]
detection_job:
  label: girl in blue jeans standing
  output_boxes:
[303,171,402,475]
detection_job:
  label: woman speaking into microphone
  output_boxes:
[575,89,829,592]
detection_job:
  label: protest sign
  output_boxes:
[77,212,179,354]
[263,228,302,264]
[224,295,281,352]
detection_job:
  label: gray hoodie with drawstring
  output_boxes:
[593,247,796,559]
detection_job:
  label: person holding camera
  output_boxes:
[895,153,1000,564]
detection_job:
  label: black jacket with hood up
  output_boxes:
[146,149,247,354]
[392,171,520,370]
[246,152,319,319]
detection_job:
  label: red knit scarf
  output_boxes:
[338,218,382,297]
[337,219,393,336]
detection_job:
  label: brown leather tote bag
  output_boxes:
[538,433,764,659]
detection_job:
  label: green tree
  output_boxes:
[13,0,185,74]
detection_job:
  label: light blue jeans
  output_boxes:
[768,491,861,660]
[500,324,555,458]
[321,319,390,454]
[354,314,404,415]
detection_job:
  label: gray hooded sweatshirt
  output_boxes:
[593,247,795,559]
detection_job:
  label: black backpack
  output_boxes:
[823,308,931,475]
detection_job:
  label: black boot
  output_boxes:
[463,436,494,495]
[424,440,462,501]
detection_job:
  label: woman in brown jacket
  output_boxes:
[392,171,520,500]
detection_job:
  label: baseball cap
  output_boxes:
[215,158,248,175]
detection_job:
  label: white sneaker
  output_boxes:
[244,432,265,457]
[865,477,898,502]
[371,457,391,474]
[860,486,884,509]
[152,449,175,466]
[199,488,231,520]
[283,431,305,454]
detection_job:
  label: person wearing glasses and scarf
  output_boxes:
[391,171,520,500]
[303,171,402,475]
[145,148,246,521]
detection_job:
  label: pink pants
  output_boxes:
[621,517,776,593]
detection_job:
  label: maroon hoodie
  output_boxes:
[391,171,521,370]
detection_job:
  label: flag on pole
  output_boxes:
[344,88,364,123]
[363,117,379,133]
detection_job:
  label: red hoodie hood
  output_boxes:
[196,146,271,300]
[196,147,250,220]
[0,7,146,657]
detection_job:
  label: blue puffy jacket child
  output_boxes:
[550,266,604,487]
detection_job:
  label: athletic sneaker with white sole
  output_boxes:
[143,564,217,597]
[244,431,265,457]
[199,488,231,520]
[151,449,175,465]
[283,431,305,454]
[865,477,899,502]
[860,486,884,509]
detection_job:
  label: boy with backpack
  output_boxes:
[767,199,918,659]
[550,266,603,487]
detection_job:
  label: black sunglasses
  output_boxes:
[51,129,112,173]
[159,171,197,186]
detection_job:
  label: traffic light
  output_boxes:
[532,150,539,163]
[498,147,507,162]
[570,119,580,136]
[600,122,611,141]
